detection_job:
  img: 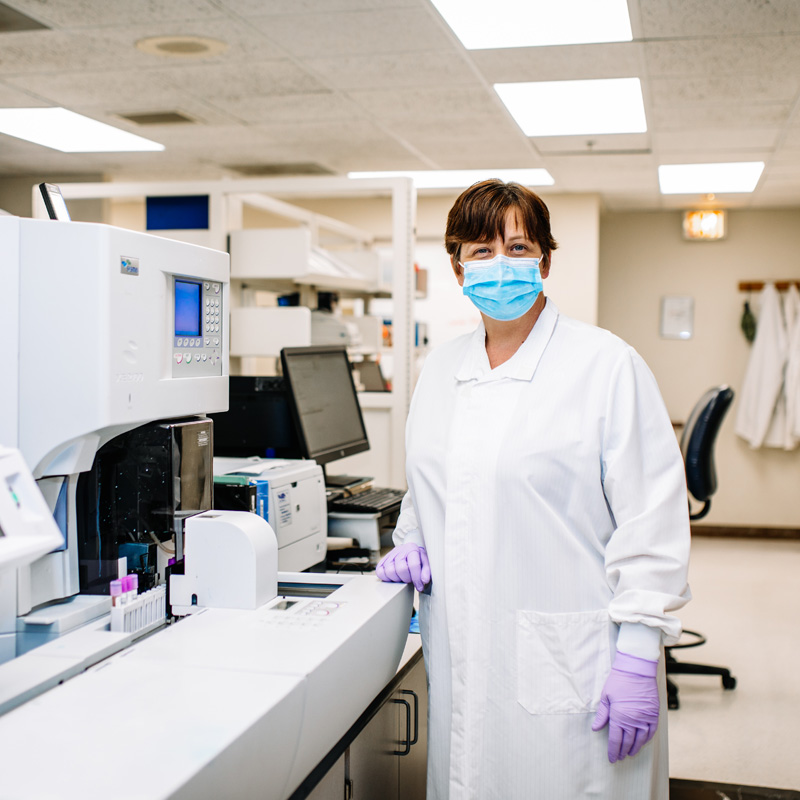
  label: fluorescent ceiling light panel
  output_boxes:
[347,169,555,189]
[658,162,765,194]
[0,108,164,152]
[429,0,632,49]
[495,78,647,137]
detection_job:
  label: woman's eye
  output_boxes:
[510,243,528,252]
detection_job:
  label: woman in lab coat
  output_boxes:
[378,180,691,800]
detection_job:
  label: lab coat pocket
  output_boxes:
[516,609,611,715]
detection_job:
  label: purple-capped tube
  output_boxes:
[110,579,123,607]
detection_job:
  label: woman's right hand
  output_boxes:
[376,543,431,592]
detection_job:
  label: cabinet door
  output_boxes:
[304,753,346,800]
[396,658,428,800]
[348,699,400,800]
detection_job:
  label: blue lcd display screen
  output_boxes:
[175,280,202,337]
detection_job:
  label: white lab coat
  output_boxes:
[735,283,789,449]
[394,300,691,800]
[784,284,800,443]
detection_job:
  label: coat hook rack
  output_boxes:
[738,281,800,292]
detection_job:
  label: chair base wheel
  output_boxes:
[722,675,737,690]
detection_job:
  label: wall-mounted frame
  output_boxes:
[660,295,694,339]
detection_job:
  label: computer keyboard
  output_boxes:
[328,487,406,514]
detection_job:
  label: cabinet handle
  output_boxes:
[400,689,419,746]
[391,697,412,756]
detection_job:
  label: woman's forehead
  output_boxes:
[471,208,532,242]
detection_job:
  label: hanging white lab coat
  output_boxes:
[784,284,800,443]
[736,284,789,449]
[394,300,691,800]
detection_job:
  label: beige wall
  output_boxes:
[599,209,800,529]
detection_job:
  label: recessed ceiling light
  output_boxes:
[136,35,228,58]
[0,108,164,152]
[429,0,632,49]
[347,169,554,189]
[658,162,765,194]
[495,78,647,137]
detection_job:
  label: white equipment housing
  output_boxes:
[0,216,229,612]
[170,510,279,614]
[214,457,327,572]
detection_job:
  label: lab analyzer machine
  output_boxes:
[0,215,229,623]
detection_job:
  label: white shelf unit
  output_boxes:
[43,176,417,489]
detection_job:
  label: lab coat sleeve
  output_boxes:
[391,491,426,548]
[601,347,691,647]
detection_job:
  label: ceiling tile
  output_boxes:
[4,0,225,28]
[644,35,800,78]
[639,0,800,38]
[209,92,359,124]
[345,85,502,120]
[649,74,799,108]
[0,79,44,106]
[5,70,184,108]
[303,51,480,90]
[249,8,455,57]
[219,0,420,12]
[650,103,790,130]
[0,18,283,77]
[152,60,327,100]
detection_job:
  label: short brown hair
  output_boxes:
[445,179,558,274]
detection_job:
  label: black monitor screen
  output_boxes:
[281,346,370,465]
[210,376,301,459]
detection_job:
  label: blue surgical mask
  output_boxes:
[460,254,544,321]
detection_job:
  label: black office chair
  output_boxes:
[666,385,737,710]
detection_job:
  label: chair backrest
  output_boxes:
[680,385,735,505]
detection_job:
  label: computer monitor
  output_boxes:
[210,376,302,459]
[280,345,370,466]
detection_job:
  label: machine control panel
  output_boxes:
[171,278,224,377]
[258,597,345,629]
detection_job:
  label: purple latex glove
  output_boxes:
[376,543,430,592]
[591,651,660,763]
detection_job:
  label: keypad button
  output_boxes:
[214,284,220,293]
[215,299,220,307]
[202,353,208,362]
[175,353,183,364]
[204,282,210,290]
[177,338,183,346]
[186,354,192,363]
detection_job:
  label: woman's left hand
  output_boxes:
[591,652,660,763]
